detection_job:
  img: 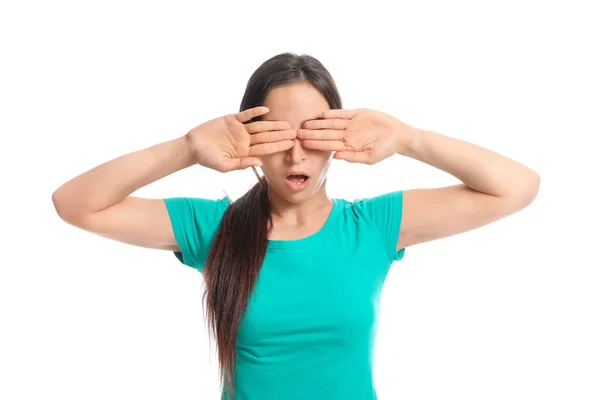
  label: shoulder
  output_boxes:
[336,190,404,216]
[164,195,232,270]
[335,191,406,263]
[163,195,232,231]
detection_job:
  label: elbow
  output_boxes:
[52,190,69,221]
[510,171,541,210]
[525,171,541,204]
[52,189,80,223]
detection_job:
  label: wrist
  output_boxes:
[395,122,422,158]
[175,133,196,168]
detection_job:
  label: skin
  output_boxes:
[51,79,540,256]
[256,82,335,238]
[255,86,541,249]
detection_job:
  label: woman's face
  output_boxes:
[257,82,334,203]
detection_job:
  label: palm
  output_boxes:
[298,108,402,165]
[186,106,296,173]
[191,116,251,172]
[224,115,253,158]
[356,133,399,164]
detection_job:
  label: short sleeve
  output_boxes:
[163,196,231,272]
[353,190,405,263]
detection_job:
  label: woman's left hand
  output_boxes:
[298,108,415,164]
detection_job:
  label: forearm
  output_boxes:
[52,134,195,217]
[397,125,540,203]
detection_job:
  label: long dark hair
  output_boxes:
[202,52,343,399]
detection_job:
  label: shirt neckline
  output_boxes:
[266,198,340,250]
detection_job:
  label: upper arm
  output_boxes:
[162,196,231,270]
[57,195,231,270]
[58,196,181,251]
[396,183,532,250]
[353,190,406,263]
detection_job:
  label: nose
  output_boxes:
[287,137,307,163]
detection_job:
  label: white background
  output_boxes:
[2,0,598,399]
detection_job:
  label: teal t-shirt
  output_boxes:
[164,191,405,400]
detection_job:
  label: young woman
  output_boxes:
[52,52,540,400]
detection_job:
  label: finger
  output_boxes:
[224,157,263,172]
[302,118,349,130]
[245,120,292,134]
[249,129,297,145]
[235,106,270,123]
[322,109,359,120]
[301,140,346,152]
[297,129,344,141]
[248,140,295,156]
[333,151,371,163]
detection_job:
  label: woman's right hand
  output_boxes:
[185,106,296,173]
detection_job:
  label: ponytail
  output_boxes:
[202,169,271,399]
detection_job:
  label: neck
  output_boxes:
[266,181,332,223]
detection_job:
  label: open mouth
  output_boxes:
[285,173,310,191]
[286,174,309,184]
